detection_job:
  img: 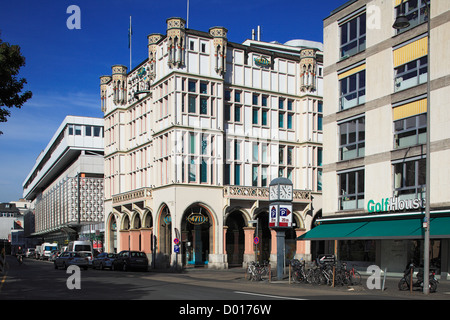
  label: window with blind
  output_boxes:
[392,97,427,149]
[393,36,428,92]
[339,63,366,110]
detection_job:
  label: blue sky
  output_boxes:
[0,0,348,203]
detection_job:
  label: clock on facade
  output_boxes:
[269,177,293,202]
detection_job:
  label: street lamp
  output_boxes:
[393,0,431,295]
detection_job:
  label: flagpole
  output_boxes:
[129,16,132,71]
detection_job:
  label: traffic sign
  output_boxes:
[269,204,279,227]
[278,204,292,227]
[174,238,180,245]
[174,244,180,253]
[254,236,259,245]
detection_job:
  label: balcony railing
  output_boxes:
[223,185,311,203]
[112,187,153,204]
[112,185,311,205]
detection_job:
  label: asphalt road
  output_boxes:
[1,255,449,307]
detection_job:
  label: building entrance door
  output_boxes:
[181,205,211,266]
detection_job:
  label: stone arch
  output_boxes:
[121,213,131,230]
[224,208,247,267]
[253,207,271,262]
[180,202,215,266]
[131,211,142,229]
[157,203,172,256]
[106,213,118,253]
[143,209,153,228]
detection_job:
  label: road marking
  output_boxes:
[234,291,307,300]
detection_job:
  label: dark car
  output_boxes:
[112,250,148,271]
[93,252,117,270]
[54,251,89,270]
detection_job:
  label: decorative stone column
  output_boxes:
[295,228,309,260]
[243,227,255,267]
[269,229,278,269]
[140,227,153,254]
[119,230,130,252]
[129,229,140,251]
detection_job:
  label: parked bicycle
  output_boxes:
[290,259,307,283]
[247,261,270,281]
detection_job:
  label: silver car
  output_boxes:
[54,251,89,270]
[92,252,117,270]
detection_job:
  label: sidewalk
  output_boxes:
[179,267,450,299]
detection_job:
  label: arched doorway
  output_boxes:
[108,214,117,253]
[181,204,212,267]
[158,205,171,257]
[225,210,245,267]
[254,209,271,262]
[120,214,131,251]
[131,212,142,251]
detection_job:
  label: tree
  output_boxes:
[0,34,32,135]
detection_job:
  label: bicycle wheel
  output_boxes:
[351,270,361,285]
[398,278,409,291]
[292,270,301,283]
[305,269,314,284]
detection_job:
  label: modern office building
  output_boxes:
[100,18,324,269]
[23,116,105,248]
[300,0,450,276]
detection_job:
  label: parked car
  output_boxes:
[82,251,94,266]
[25,248,35,258]
[93,252,117,270]
[112,251,148,271]
[54,251,89,270]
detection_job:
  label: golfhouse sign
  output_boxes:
[367,196,425,213]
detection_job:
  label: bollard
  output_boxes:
[410,267,413,293]
[289,263,291,284]
[269,264,271,282]
[332,266,335,287]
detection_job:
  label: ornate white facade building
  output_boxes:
[101,18,324,269]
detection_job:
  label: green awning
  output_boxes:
[297,215,450,241]
[297,221,367,241]
[429,216,450,239]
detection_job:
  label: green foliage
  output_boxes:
[0,34,32,134]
